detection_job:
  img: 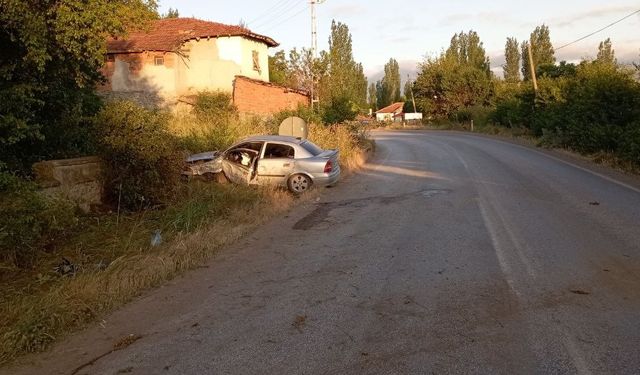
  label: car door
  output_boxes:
[221,148,258,185]
[257,142,295,185]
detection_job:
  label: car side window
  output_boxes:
[264,143,295,159]
[235,142,263,152]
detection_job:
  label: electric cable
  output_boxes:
[555,9,640,50]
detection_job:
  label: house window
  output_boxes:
[154,56,164,66]
[252,50,261,73]
[105,54,115,63]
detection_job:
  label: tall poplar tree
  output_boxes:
[596,38,616,65]
[503,37,520,82]
[522,24,555,80]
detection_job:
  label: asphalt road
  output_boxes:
[6,130,640,375]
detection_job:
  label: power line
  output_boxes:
[261,5,307,32]
[253,2,306,30]
[247,0,296,26]
[555,9,640,50]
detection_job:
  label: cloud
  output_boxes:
[551,5,638,28]
[438,11,517,28]
[329,3,367,18]
[365,59,420,84]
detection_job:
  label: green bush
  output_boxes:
[192,91,236,120]
[95,101,183,211]
[321,96,357,124]
[0,172,79,267]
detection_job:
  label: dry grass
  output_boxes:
[0,117,371,365]
[0,185,296,363]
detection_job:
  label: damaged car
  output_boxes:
[183,135,340,194]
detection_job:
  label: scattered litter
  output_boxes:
[191,322,199,328]
[603,269,610,272]
[589,201,600,206]
[151,229,162,246]
[292,315,307,332]
[54,257,77,276]
[570,289,591,295]
[361,352,369,356]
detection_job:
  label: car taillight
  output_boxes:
[324,160,333,173]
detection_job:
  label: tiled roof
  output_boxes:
[107,18,278,53]
[376,102,405,114]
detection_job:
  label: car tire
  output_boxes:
[287,174,312,195]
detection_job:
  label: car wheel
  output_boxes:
[287,174,312,195]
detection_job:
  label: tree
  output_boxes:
[162,7,179,18]
[503,37,520,82]
[445,30,490,74]
[522,24,555,80]
[0,0,158,172]
[325,20,367,111]
[596,38,616,65]
[368,82,377,111]
[379,58,401,107]
[268,50,289,86]
[413,30,493,118]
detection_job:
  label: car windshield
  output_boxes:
[300,140,323,156]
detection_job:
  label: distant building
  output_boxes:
[100,18,308,113]
[375,102,405,122]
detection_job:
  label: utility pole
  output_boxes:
[310,0,325,111]
[407,74,417,113]
[527,42,538,92]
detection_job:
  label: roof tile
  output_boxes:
[107,18,278,53]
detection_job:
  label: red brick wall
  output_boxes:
[233,76,310,115]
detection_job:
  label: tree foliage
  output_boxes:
[413,30,493,119]
[378,58,401,108]
[503,37,520,82]
[325,20,367,112]
[368,82,377,111]
[596,38,616,65]
[162,7,179,18]
[522,24,555,80]
[0,0,158,172]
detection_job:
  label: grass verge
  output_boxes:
[0,129,371,366]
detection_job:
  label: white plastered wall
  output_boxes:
[181,36,270,95]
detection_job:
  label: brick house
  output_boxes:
[375,102,405,122]
[100,18,309,114]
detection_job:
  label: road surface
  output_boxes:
[6,131,640,374]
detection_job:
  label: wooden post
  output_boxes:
[471,119,474,132]
[527,43,538,92]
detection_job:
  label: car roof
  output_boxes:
[239,135,306,144]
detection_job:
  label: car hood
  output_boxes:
[186,151,221,163]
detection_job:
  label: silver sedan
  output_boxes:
[184,135,340,194]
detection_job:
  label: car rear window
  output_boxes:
[300,140,323,156]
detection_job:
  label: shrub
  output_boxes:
[0,172,78,267]
[95,101,183,211]
[321,96,357,124]
[192,91,236,120]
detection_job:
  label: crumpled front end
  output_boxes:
[182,151,223,176]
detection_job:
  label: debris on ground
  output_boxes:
[54,257,77,276]
[570,289,591,295]
[589,201,600,206]
[292,315,307,333]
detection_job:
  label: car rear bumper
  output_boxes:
[312,166,341,187]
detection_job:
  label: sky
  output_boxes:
[158,1,640,81]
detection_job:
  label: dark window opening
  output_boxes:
[264,143,294,159]
[154,56,164,66]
